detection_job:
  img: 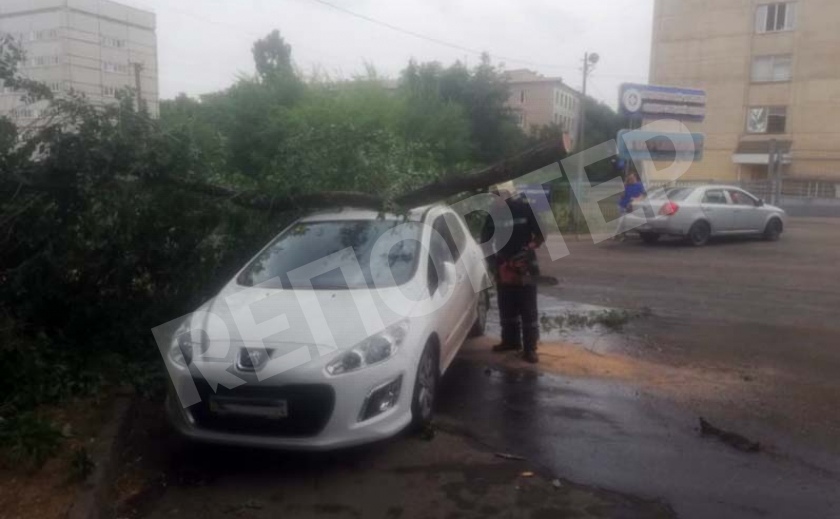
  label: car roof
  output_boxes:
[299,204,438,223]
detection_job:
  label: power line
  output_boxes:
[305,0,649,82]
[306,0,575,72]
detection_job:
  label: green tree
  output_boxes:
[252,29,295,83]
[400,54,524,164]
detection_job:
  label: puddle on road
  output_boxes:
[485,293,645,355]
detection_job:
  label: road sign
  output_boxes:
[619,83,706,121]
[617,130,705,162]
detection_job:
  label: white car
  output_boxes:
[163,205,490,450]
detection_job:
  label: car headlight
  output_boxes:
[325,321,409,376]
[168,326,206,367]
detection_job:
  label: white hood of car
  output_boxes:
[190,280,424,355]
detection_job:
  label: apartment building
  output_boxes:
[0,0,158,122]
[650,0,840,181]
[505,69,580,144]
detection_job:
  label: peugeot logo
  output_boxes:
[236,347,272,371]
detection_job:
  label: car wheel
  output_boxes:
[468,290,490,337]
[640,232,660,244]
[411,341,439,428]
[687,221,711,247]
[763,218,783,241]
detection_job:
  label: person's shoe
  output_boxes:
[492,342,521,353]
[522,350,539,364]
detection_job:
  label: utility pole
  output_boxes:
[768,139,778,205]
[131,62,144,112]
[569,52,599,236]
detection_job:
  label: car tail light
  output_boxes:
[659,202,679,216]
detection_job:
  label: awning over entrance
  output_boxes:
[732,140,792,165]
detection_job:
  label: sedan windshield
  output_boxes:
[237,220,422,289]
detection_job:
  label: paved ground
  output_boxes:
[538,217,840,454]
[114,217,840,519]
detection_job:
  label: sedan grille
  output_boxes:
[189,378,335,437]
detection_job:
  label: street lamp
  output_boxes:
[569,51,599,234]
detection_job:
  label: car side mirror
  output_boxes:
[757,199,765,207]
[442,261,457,286]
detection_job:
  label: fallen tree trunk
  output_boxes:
[396,140,566,208]
[5,139,567,213]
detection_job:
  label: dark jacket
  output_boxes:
[481,196,544,285]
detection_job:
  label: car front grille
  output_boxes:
[189,379,335,438]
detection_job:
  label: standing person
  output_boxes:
[616,171,647,239]
[481,188,545,364]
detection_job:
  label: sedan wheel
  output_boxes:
[687,221,711,247]
[411,342,438,428]
[763,219,783,241]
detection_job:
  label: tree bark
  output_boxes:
[396,140,565,208]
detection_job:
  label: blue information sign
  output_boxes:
[617,130,705,162]
[619,83,706,121]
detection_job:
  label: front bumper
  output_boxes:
[165,356,414,451]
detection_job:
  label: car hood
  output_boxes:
[190,281,423,354]
[764,203,785,214]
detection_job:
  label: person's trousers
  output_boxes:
[497,284,539,352]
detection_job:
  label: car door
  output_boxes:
[440,211,477,350]
[428,213,468,363]
[726,189,766,232]
[700,188,735,234]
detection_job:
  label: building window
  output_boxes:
[747,106,787,134]
[34,29,59,40]
[101,36,125,48]
[12,107,41,119]
[24,55,61,67]
[103,61,128,74]
[756,3,796,33]
[520,90,525,103]
[752,55,792,82]
[49,81,63,93]
[517,112,525,126]
[102,86,117,97]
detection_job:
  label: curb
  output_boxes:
[67,391,136,519]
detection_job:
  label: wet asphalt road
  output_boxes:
[540,218,840,450]
[437,360,840,519]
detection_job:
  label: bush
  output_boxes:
[0,412,62,467]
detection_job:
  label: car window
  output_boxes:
[648,187,695,201]
[443,212,468,260]
[426,253,439,295]
[727,190,758,206]
[703,189,728,204]
[665,188,695,201]
[237,220,422,289]
[431,214,460,262]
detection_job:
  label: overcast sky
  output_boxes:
[123,0,654,107]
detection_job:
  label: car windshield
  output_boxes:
[237,220,422,289]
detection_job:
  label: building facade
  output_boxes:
[0,0,158,122]
[650,0,840,181]
[505,69,580,145]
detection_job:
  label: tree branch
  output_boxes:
[3,139,567,213]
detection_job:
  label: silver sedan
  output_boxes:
[623,185,787,246]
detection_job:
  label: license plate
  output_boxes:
[208,398,288,419]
